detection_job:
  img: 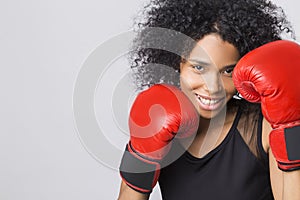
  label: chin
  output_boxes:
[197,104,228,120]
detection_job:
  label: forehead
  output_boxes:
[188,34,240,68]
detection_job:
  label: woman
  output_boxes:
[118,0,300,199]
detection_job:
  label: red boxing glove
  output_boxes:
[119,84,199,193]
[233,40,300,171]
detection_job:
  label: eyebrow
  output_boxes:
[187,59,210,66]
[224,64,236,69]
[188,58,237,69]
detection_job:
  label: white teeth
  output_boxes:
[197,95,220,105]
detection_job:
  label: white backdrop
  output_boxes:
[0,0,299,200]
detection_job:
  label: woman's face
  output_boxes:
[180,34,240,119]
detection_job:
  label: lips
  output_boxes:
[195,94,225,110]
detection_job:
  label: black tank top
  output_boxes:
[158,108,274,200]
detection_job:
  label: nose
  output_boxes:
[201,72,223,94]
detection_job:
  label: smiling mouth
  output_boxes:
[195,94,224,107]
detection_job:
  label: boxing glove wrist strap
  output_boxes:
[284,125,300,161]
[271,125,300,171]
[119,143,161,193]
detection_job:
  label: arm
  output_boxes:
[270,152,300,200]
[233,40,300,200]
[282,168,300,200]
[264,118,300,200]
[118,84,198,195]
[118,181,149,200]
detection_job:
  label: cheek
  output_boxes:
[180,69,203,89]
[222,78,236,97]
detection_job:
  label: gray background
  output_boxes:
[0,0,299,199]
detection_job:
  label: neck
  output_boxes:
[197,106,237,135]
[188,106,238,158]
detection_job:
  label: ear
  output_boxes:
[179,57,187,72]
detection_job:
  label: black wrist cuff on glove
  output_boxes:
[279,126,300,171]
[285,126,300,161]
[119,143,160,194]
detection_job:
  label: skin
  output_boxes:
[179,34,239,157]
[118,33,300,200]
[180,34,239,120]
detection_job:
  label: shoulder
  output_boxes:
[258,113,284,199]
[237,101,270,154]
[262,117,285,200]
[261,117,272,153]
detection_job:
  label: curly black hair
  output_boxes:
[129,0,294,90]
[128,0,295,158]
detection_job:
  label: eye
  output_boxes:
[222,67,234,77]
[192,65,205,73]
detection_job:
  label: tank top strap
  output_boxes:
[256,111,269,168]
[231,106,243,130]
